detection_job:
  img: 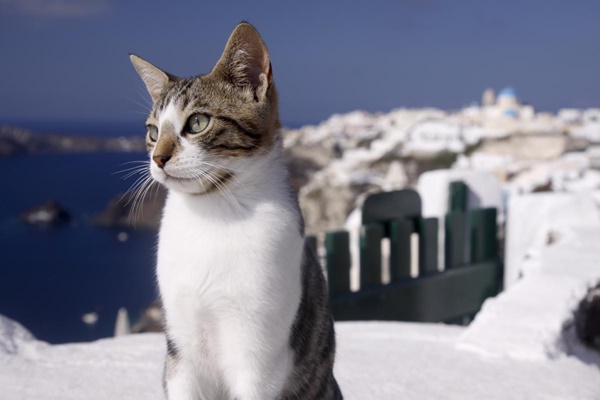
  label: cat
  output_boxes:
[130,22,342,400]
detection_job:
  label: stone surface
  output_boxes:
[20,200,71,226]
[92,186,166,230]
[575,283,600,351]
[0,125,145,157]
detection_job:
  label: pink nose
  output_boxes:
[153,155,171,168]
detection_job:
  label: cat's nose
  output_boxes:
[153,155,171,169]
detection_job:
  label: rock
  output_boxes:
[114,308,131,337]
[92,186,166,230]
[131,301,164,333]
[0,125,146,157]
[282,109,469,234]
[0,314,37,356]
[81,312,99,326]
[301,182,376,235]
[575,283,600,351]
[0,135,27,156]
[476,135,567,161]
[20,200,71,226]
[284,145,331,192]
[383,161,408,191]
[291,150,455,234]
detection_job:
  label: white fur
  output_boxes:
[160,102,184,135]
[154,103,303,400]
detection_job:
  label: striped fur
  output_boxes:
[131,22,341,399]
[281,243,343,399]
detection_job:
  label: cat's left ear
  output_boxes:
[130,54,179,103]
[211,22,272,100]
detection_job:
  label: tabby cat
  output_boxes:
[130,22,342,400]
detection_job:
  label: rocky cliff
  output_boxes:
[0,125,145,156]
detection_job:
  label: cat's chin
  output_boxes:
[156,177,210,195]
[151,170,233,196]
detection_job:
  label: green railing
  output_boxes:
[310,182,502,324]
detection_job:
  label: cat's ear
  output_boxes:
[211,22,272,100]
[130,54,179,103]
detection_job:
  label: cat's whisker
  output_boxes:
[189,171,209,197]
[113,165,149,178]
[119,160,150,166]
[128,175,154,225]
[134,86,153,108]
[180,168,234,203]
[128,110,154,117]
[194,161,244,180]
[146,181,160,220]
[136,178,156,223]
[183,158,245,173]
[127,169,151,188]
[244,142,270,153]
[122,178,147,206]
[121,167,151,180]
[129,174,150,206]
[123,94,152,114]
[121,171,152,206]
[170,160,244,189]
[113,161,150,175]
[185,165,242,186]
[200,169,238,204]
[121,171,145,181]
[126,181,144,225]
[130,178,145,222]
[152,179,162,200]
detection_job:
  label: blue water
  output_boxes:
[0,152,159,344]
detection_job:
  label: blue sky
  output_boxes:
[1,0,599,127]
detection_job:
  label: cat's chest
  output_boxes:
[157,214,268,300]
[155,194,303,309]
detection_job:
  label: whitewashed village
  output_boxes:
[289,87,600,235]
[2,88,600,398]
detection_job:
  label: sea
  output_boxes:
[0,120,159,344]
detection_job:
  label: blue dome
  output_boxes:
[498,87,516,98]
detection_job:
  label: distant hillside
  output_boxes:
[0,125,145,156]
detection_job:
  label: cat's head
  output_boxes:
[130,22,280,195]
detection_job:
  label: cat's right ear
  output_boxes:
[211,22,272,100]
[129,54,178,103]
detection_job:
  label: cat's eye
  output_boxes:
[147,125,159,142]
[186,113,210,134]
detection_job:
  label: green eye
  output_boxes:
[186,113,210,134]
[147,125,158,142]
